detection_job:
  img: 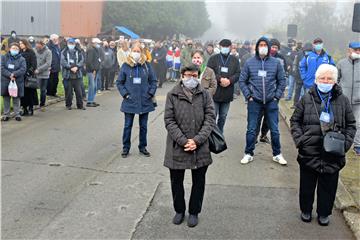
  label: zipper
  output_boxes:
[262,59,266,104]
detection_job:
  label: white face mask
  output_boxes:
[131,52,141,62]
[259,47,268,56]
[351,52,360,60]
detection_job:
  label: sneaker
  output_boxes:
[273,154,287,165]
[1,116,10,121]
[240,154,253,164]
[139,148,151,157]
[172,212,185,225]
[354,147,360,156]
[94,102,100,107]
[259,135,271,144]
[121,149,129,158]
[318,215,330,226]
[301,212,312,222]
[66,106,72,110]
[15,116,22,121]
[86,102,97,107]
[187,214,198,228]
[77,107,86,110]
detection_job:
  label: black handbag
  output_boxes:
[311,95,345,157]
[209,124,227,154]
[24,76,39,89]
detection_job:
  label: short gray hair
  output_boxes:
[315,64,338,83]
[50,34,59,41]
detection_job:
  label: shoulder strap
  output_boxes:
[310,94,320,120]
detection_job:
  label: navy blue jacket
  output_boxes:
[116,60,157,114]
[1,53,26,97]
[47,40,61,73]
[239,37,286,104]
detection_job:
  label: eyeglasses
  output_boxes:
[183,73,198,78]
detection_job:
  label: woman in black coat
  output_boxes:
[19,39,38,116]
[290,64,356,226]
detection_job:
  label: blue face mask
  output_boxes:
[68,45,75,50]
[10,50,19,56]
[220,47,230,55]
[314,43,323,51]
[317,83,333,93]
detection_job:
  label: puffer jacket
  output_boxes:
[290,84,356,174]
[1,52,26,97]
[164,83,216,170]
[239,37,286,104]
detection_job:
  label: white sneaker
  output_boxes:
[273,154,287,165]
[241,154,253,164]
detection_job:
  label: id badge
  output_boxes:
[8,64,15,69]
[98,58,102,62]
[155,53,159,57]
[258,70,267,77]
[221,67,228,73]
[320,112,330,123]
[133,77,141,84]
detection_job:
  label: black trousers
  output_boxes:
[109,69,116,88]
[101,68,112,90]
[64,78,83,108]
[21,87,39,110]
[299,166,339,217]
[169,166,208,215]
[47,72,59,96]
[153,62,166,87]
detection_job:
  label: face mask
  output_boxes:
[131,52,141,62]
[10,50,19,56]
[220,47,230,55]
[351,52,360,60]
[11,33,16,38]
[68,45,75,50]
[192,58,203,66]
[258,46,268,55]
[182,77,199,89]
[314,43,323,51]
[317,83,334,93]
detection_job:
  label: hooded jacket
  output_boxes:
[239,37,286,104]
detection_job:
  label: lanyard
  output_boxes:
[317,88,332,113]
[220,54,230,67]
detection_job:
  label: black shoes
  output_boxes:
[77,106,86,110]
[139,148,151,157]
[301,212,312,223]
[259,135,271,144]
[172,212,185,225]
[187,214,198,228]
[318,215,330,226]
[86,102,97,107]
[121,149,129,158]
[20,109,29,116]
[1,116,10,121]
[15,116,22,121]
[66,106,72,110]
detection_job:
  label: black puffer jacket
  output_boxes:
[290,84,356,173]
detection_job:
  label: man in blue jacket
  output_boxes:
[299,38,335,90]
[239,36,287,165]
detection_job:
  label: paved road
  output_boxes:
[1,83,354,239]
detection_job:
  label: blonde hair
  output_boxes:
[315,64,338,83]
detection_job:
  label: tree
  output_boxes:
[102,1,211,39]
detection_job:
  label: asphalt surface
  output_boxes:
[1,82,354,239]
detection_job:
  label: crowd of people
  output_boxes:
[1,30,359,229]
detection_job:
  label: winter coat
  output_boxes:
[207,53,241,103]
[239,37,286,104]
[85,46,102,72]
[290,85,356,174]
[116,53,158,114]
[60,47,84,80]
[164,83,216,170]
[1,52,26,97]
[151,47,167,65]
[101,47,115,69]
[47,40,61,73]
[337,57,360,105]
[299,50,335,89]
[200,66,217,96]
[35,47,52,79]
[20,48,37,77]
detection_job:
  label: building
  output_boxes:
[1,0,104,37]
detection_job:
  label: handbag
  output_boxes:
[25,76,39,89]
[209,124,227,154]
[311,95,345,157]
[202,91,227,154]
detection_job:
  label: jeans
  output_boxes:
[63,78,83,108]
[170,166,208,215]
[286,75,295,100]
[122,112,149,151]
[245,100,281,156]
[87,72,99,103]
[96,69,102,91]
[300,166,339,216]
[3,96,20,117]
[39,78,48,107]
[214,101,231,133]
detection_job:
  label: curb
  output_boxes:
[278,100,360,239]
